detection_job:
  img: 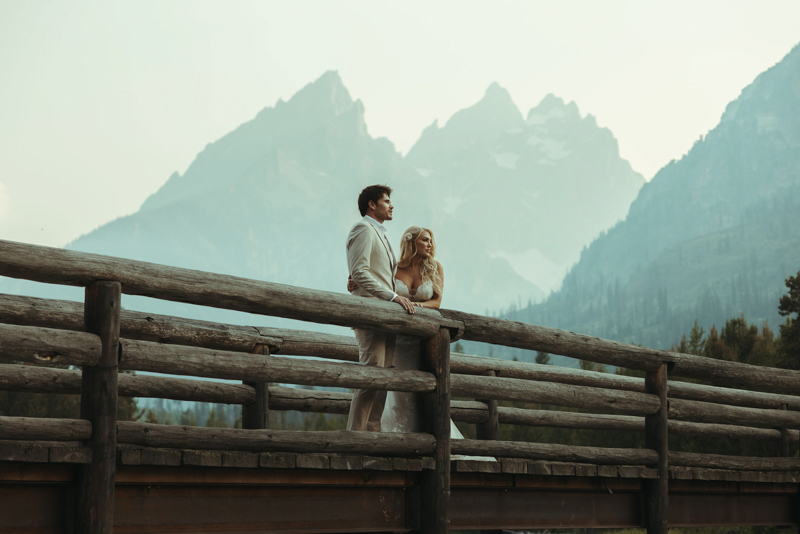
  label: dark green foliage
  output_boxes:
[535,351,550,365]
[778,270,800,369]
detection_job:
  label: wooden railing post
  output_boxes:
[778,403,790,457]
[242,344,269,429]
[476,369,499,441]
[76,281,121,534]
[644,362,669,534]
[420,328,451,534]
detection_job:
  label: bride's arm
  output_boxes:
[417,262,444,309]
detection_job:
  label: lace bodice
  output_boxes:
[395,278,434,302]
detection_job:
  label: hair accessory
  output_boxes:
[403,233,413,241]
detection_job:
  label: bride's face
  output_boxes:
[415,231,433,259]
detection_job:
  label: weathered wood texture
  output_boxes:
[669,451,800,471]
[0,363,255,404]
[0,239,463,337]
[6,291,800,408]
[6,365,789,444]
[669,398,800,429]
[116,422,435,456]
[450,439,659,465]
[439,309,800,394]
[4,241,800,393]
[119,338,435,392]
[475,370,499,441]
[452,352,800,411]
[0,293,358,361]
[0,415,92,440]
[0,439,91,464]
[451,373,661,415]
[644,364,668,534]
[420,328,451,534]
[0,322,101,367]
[242,381,269,430]
[269,386,352,414]
[77,281,121,534]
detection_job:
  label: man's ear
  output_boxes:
[367,200,376,212]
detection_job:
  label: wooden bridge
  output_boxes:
[0,239,799,533]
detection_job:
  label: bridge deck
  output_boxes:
[1,442,797,532]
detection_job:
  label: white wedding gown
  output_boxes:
[381,279,494,461]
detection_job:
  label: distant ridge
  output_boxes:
[0,71,643,328]
[496,42,800,356]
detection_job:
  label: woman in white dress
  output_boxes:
[348,226,489,452]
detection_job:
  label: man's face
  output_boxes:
[370,194,393,223]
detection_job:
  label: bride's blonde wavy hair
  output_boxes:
[398,226,442,298]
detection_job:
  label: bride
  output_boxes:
[348,226,488,450]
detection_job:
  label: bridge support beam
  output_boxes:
[420,328,451,534]
[76,281,121,534]
[644,362,669,534]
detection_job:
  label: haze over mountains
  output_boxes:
[2,70,643,327]
[493,43,800,359]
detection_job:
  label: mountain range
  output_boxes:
[487,42,800,362]
[1,71,642,329]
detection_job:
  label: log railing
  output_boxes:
[1,239,799,534]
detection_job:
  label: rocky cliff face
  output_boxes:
[497,43,800,357]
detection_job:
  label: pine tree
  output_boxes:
[778,270,800,369]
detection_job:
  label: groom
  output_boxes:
[346,184,416,431]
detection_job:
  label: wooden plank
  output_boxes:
[76,280,121,534]
[452,373,661,415]
[0,322,101,367]
[0,416,92,440]
[420,328,451,534]
[117,421,436,455]
[670,451,800,471]
[644,363,668,534]
[0,239,463,337]
[451,439,658,465]
[0,440,50,462]
[182,450,223,467]
[119,338,436,393]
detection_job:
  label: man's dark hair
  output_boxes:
[358,185,392,217]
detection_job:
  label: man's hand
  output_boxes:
[347,276,359,292]
[394,295,415,314]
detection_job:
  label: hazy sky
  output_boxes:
[1,1,799,247]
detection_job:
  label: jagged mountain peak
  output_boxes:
[527,93,581,125]
[406,82,523,160]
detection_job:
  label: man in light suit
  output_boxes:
[346,184,415,431]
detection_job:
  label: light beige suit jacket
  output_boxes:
[346,217,397,301]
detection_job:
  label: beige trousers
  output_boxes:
[346,329,396,431]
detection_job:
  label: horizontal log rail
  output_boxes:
[0,415,92,441]
[5,292,800,409]
[3,242,800,393]
[4,365,796,445]
[450,438,659,464]
[0,240,463,339]
[118,339,436,393]
[117,421,436,456]
[0,363,255,405]
[5,243,800,533]
[451,373,661,415]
